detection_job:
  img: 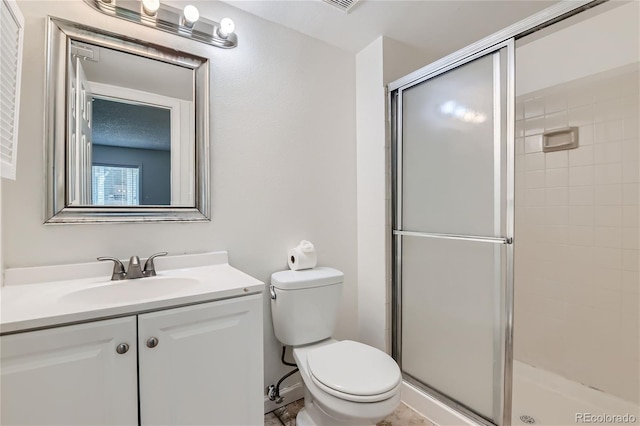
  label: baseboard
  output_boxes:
[401,381,481,426]
[264,383,305,414]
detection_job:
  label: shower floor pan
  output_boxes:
[511,361,639,425]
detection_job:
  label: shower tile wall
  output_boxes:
[514,66,639,403]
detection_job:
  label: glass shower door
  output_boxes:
[393,41,514,425]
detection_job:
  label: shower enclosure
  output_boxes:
[390,41,514,425]
[390,2,639,425]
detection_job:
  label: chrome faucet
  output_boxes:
[98,252,167,280]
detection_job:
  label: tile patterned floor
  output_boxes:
[377,403,434,426]
[264,399,434,425]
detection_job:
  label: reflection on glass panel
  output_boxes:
[92,165,140,206]
[402,53,504,237]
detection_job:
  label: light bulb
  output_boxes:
[142,0,160,16]
[183,5,199,27]
[219,18,235,38]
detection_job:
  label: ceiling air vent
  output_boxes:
[322,0,361,13]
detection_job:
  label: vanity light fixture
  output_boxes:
[141,0,160,16]
[182,5,199,28]
[84,0,238,48]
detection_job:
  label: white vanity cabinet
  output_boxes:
[138,294,263,425]
[0,294,263,426]
[0,316,139,426]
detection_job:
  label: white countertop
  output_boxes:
[0,252,264,334]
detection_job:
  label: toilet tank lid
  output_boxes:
[271,267,344,290]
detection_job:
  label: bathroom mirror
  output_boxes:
[45,17,210,223]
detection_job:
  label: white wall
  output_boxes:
[356,37,386,351]
[382,38,434,88]
[514,1,639,403]
[3,0,357,403]
[516,2,639,95]
[0,178,3,286]
[356,36,432,352]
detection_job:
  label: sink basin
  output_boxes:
[61,276,201,306]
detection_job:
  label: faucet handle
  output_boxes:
[97,257,126,281]
[143,252,168,277]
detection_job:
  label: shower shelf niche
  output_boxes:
[542,127,579,152]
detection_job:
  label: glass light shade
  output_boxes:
[183,5,199,26]
[219,18,235,37]
[142,0,160,16]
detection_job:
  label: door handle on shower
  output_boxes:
[393,230,512,245]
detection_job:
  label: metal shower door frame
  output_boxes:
[390,38,515,426]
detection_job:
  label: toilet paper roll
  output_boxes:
[287,240,317,271]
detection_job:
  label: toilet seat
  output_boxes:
[306,340,401,403]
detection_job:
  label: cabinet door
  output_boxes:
[0,317,138,425]
[138,294,263,426]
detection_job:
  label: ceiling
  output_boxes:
[221,0,560,57]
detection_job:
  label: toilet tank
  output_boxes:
[270,267,344,346]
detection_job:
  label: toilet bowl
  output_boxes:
[270,267,402,425]
[293,339,401,425]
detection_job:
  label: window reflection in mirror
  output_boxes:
[92,164,140,206]
[68,40,194,207]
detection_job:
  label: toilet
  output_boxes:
[270,267,402,425]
